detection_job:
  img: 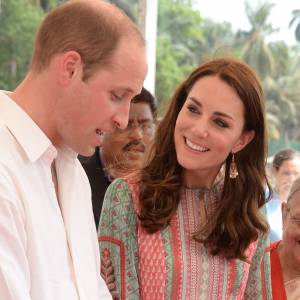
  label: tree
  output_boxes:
[197,19,236,63]
[0,0,43,89]
[155,0,203,107]
[289,9,300,42]
[264,42,300,142]
[107,0,137,21]
[236,1,278,79]
[28,0,62,12]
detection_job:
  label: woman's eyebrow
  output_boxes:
[188,97,233,120]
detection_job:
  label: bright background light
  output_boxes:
[195,0,297,45]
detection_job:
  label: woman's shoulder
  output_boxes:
[103,174,142,211]
[107,173,141,193]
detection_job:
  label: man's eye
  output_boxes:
[127,121,134,129]
[111,93,122,102]
[141,124,152,131]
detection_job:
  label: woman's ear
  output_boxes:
[231,130,255,154]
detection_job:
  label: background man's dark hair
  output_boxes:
[272,148,300,171]
[132,87,157,119]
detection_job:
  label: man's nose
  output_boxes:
[113,101,131,130]
[128,125,143,140]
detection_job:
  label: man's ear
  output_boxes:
[231,130,255,154]
[58,51,83,86]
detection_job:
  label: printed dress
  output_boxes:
[98,177,272,300]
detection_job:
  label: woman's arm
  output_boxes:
[244,229,272,299]
[98,178,139,300]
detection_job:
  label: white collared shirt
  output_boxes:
[0,91,111,300]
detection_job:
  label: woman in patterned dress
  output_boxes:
[98,58,272,300]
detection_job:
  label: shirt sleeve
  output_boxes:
[98,178,139,300]
[244,210,272,299]
[0,173,31,300]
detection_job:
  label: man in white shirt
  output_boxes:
[0,1,147,299]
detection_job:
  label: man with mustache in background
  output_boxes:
[81,87,156,228]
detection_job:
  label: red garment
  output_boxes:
[266,241,287,300]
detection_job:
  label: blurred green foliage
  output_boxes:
[0,0,43,89]
[1,0,300,153]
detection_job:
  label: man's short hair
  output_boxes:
[30,0,144,80]
[132,87,157,119]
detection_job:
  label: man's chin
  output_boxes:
[125,151,144,161]
[78,146,96,157]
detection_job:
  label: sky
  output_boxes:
[195,0,298,45]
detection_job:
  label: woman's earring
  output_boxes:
[229,153,238,179]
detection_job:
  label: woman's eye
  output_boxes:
[215,119,229,128]
[187,105,198,114]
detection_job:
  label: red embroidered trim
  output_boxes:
[99,236,126,300]
[260,254,267,300]
[227,259,237,298]
[170,216,182,300]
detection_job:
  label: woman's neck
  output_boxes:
[182,167,222,189]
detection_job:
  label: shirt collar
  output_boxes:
[0,91,77,163]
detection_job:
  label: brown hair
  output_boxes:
[272,148,300,171]
[139,58,269,260]
[30,0,144,80]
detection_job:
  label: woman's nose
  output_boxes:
[193,120,209,138]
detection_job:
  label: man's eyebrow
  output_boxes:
[129,118,153,123]
[124,87,141,95]
[188,97,233,120]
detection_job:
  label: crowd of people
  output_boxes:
[0,1,299,299]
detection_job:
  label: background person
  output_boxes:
[266,148,300,241]
[98,58,272,299]
[0,1,147,299]
[81,87,157,228]
[266,176,300,300]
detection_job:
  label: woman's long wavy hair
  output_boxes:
[139,58,270,260]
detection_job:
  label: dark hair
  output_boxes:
[272,148,300,171]
[132,87,157,119]
[138,58,269,260]
[31,0,144,80]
